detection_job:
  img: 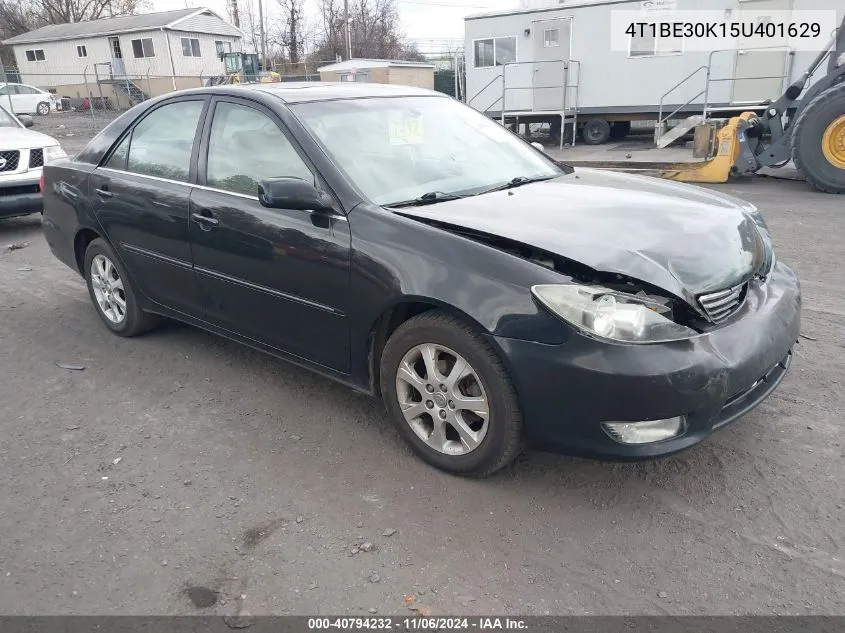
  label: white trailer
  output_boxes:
[464,0,844,146]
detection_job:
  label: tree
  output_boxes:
[312,0,424,63]
[0,0,150,68]
[275,0,304,65]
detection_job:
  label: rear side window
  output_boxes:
[126,100,204,182]
[104,135,130,170]
[205,101,312,196]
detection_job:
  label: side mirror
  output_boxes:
[19,114,34,128]
[258,177,334,212]
[530,141,545,153]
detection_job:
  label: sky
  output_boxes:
[152,0,517,50]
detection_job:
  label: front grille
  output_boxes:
[0,150,20,172]
[0,184,39,197]
[698,283,746,322]
[29,148,44,168]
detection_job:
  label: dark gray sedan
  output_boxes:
[41,83,800,476]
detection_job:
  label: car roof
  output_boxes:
[174,82,445,104]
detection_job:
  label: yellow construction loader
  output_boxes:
[205,53,280,86]
[569,18,845,194]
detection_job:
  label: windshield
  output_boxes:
[290,96,561,205]
[0,104,21,129]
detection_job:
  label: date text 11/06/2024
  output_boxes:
[307,617,528,630]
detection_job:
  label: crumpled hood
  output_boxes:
[0,127,60,151]
[395,168,769,304]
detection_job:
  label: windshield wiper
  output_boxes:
[478,174,558,195]
[386,191,466,208]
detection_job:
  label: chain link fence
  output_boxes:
[1,63,333,137]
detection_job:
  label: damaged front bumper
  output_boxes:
[492,261,801,459]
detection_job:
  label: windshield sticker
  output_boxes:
[389,115,425,145]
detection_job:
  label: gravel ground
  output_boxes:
[0,118,843,616]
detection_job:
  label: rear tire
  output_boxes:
[581,119,611,145]
[83,238,159,337]
[791,82,845,194]
[379,311,523,477]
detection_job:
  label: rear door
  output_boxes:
[91,97,208,316]
[189,97,352,371]
[17,85,42,113]
[7,85,29,114]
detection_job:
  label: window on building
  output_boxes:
[126,101,205,182]
[473,36,516,68]
[205,102,313,196]
[544,28,560,47]
[214,40,232,57]
[131,38,155,58]
[629,22,683,57]
[473,37,516,67]
[25,49,46,62]
[76,45,88,58]
[181,37,201,57]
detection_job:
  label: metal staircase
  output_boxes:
[466,59,581,149]
[114,79,148,106]
[655,46,791,148]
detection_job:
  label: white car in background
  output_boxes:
[0,103,66,219]
[0,82,58,116]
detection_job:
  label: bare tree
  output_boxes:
[311,0,423,63]
[275,0,304,65]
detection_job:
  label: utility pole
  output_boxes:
[258,0,267,69]
[343,0,352,59]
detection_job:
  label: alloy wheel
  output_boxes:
[90,254,127,325]
[37,102,50,115]
[395,343,489,455]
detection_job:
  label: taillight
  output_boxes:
[39,173,44,192]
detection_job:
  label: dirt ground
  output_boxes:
[0,116,843,617]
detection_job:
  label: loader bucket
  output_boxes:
[562,115,754,185]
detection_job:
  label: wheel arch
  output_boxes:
[366,296,492,397]
[74,227,103,274]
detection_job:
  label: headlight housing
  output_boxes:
[43,145,67,163]
[532,284,699,344]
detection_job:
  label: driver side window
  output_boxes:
[205,101,313,197]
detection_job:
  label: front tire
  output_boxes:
[83,238,158,336]
[36,101,50,116]
[380,311,523,476]
[791,82,845,194]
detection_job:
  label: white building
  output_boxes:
[2,8,243,99]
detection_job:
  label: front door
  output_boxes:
[731,0,793,103]
[108,36,126,77]
[189,97,352,371]
[90,98,208,315]
[532,18,571,111]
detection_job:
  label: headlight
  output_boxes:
[43,145,67,162]
[531,284,699,344]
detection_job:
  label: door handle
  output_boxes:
[95,187,113,198]
[191,211,219,229]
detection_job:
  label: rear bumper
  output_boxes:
[493,261,801,459]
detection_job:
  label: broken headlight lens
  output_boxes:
[531,284,699,344]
